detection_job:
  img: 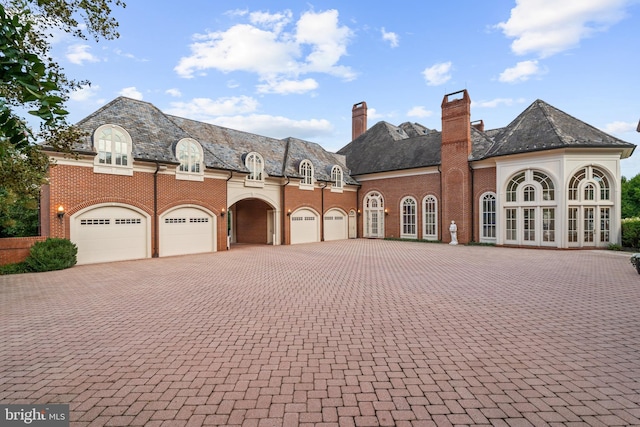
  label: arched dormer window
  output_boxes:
[331,165,343,192]
[244,152,265,187]
[175,138,204,181]
[299,159,314,187]
[93,124,133,176]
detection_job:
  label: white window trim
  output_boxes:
[175,138,204,182]
[479,192,497,243]
[331,165,344,193]
[422,195,438,240]
[299,160,314,190]
[93,124,133,176]
[245,152,265,188]
[400,196,417,239]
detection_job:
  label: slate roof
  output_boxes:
[71,97,356,184]
[338,99,635,175]
[337,121,441,175]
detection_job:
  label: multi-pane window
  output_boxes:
[567,166,614,246]
[95,125,130,167]
[245,152,264,181]
[299,160,313,185]
[423,195,437,239]
[176,139,202,173]
[331,165,343,189]
[364,192,384,238]
[504,170,555,245]
[481,193,496,240]
[401,197,417,238]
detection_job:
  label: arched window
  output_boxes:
[567,166,614,246]
[299,160,313,186]
[480,192,496,241]
[93,124,133,176]
[423,195,437,240]
[245,152,264,181]
[504,170,556,246]
[331,165,343,190]
[176,138,203,177]
[363,192,384,238]
[400,197,417,239]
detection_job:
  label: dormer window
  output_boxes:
[244,152,265,187]
[331,165,343,192]
[93,124,133,176]
[299,160,314,189]
[176,138,204,181]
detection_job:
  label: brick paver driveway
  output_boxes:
[1,240,640,426]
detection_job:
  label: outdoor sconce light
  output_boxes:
[57,205,65,219]
[384,208,389,216]
[220,208,226,217]
[287,209,292,216]
[357,209,361,216]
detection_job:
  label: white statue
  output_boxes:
[449,220,458,245]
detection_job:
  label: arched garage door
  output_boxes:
[160,206,215,257]
[71,205,149,265]
[324,208,348,241]
[290,208,320,245]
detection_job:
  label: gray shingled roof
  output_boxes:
[338,99,635,174]
[481,99,636,159]
[71,97,357,184]
[337,121,441,175]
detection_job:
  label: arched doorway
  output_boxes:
[229,198,276,245]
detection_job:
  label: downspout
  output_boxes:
[320,181,327,241]
[438,165,443,241]
[469,164,475,243]
[153,162,160,258]
[225,171,232,249]
[281,175,290,245]
[356,186,360,238]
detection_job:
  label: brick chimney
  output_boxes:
[352,101,367,140]
[440,90,472,244]
[471,119,484,132]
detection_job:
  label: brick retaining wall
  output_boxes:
[0,237,46,266]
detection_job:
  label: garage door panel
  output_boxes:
[290,209,319,245]
[160,207,215,257]
[324,209,348,241]
[72,206,148,264]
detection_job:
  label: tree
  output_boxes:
[0,0,125,235]
[621,173,640,219]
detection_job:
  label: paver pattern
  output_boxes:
[1,240,640,426]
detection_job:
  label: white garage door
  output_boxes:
[72,206,148,265]
[290,209,319,245]
[160,207,215,257]
[324,209,348,241]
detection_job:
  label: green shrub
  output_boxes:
[0,262,29,275]
[622,218,640,249]
[607,243,622,251]
[24,238,77,272]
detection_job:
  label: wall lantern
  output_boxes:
[57,205,65,219]
[287,209,292,217]
[357,209,361,216]
[221,208,226,217]
[384,208,389,216]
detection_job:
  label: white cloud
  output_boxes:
[367,107,383,121]
[69,84,100,102]
[66,44,99,65]
[472,97,527,108]
[175,9,355,82]
[498,60,545,83]
[422,62,452,86]
[165,96,259,121]
[165,88,182,97]
[407,106,433,118]
[381,27,399,48]
[496,0,630,57]
[602,120,638,134]
[256,78,319,94]
[213,114,333,140]
[119,87,143,100]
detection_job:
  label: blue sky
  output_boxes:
[49,0,640,177]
